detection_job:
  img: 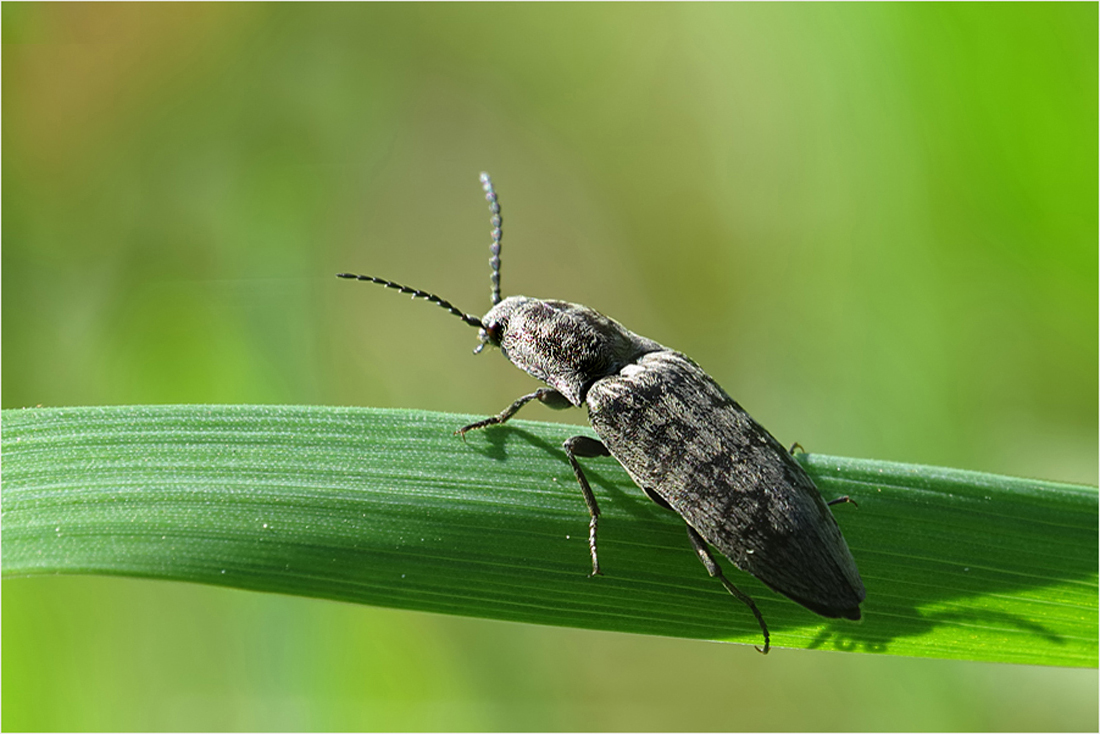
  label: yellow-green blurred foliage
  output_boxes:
[3,3,1096,730]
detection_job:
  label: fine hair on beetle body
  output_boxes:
[339,172,867,654]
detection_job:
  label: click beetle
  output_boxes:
[339,173,866,653]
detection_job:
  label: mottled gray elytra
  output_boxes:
[338,173,866,653]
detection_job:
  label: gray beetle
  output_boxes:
[339,173,866,653]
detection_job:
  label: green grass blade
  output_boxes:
[2,404,1096,666]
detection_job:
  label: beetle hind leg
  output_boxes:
[562,435,611,577]
[684,525,771,654]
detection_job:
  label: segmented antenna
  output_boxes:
[481,172,503,305]
[336,273,483,329]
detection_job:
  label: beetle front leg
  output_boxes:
[456,387,572,437]
[685,524,770,654]
[562,435,611,577]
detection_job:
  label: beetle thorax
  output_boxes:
[481,296,664,406]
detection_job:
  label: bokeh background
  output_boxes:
[3,3,1096,730]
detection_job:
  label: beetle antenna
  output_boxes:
[336,273,484,329]
[480,172,503,306]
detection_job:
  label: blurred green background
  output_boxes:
[3,3,1096,730]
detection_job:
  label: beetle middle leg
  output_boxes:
[456,387,572,437]
[562,435,611,577]
[456,391,607,576]
[685,524,771,654]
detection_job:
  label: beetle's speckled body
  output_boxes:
[340,174,866,653]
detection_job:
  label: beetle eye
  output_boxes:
[483,321,502,345]
[475,322,502,354]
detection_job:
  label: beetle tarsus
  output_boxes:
[588,516,602,577]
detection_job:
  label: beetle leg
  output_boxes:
[641,485,673,511]
[827,495,859,509]
[684,524,771,654]
[456,388,570,437]
[562,435,611,577]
